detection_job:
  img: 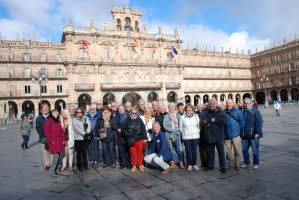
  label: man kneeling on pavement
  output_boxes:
[144,122,173,174]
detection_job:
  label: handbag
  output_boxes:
[83,118,92,141]
[99,128,107,140]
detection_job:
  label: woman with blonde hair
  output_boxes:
[60,109,75,171]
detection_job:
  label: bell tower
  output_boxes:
[111,7,142,32]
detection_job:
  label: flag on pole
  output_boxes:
[82,39,89,48]
[172,46,178,55]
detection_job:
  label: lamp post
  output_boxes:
[32,69,48,110]
[260,75,269,108]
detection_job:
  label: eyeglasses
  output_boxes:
[96,103,102,105]
[76,111,82,113]
[131,112,137,115]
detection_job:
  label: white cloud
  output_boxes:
[147,22,271,52]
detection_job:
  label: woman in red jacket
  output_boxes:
[44,109,65,175]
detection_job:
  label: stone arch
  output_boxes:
[194,95,200,106]
[291,88,299,100]
[7,101,18,118]
[54,99,66,113]
[280,89,288,102]
[103,93,116,105]
[228,93,233,100]
[212,94,218,100]
[148,92,159,103]
[185,95,191,104]
[220,94,226,102]
[22,100,35,114]
[243,93,252,100]
[255,92,265,104]
[122,92,142,108]
[167,91,177,103]
[39,100,51,111]
[78,93,92,111]
[203,94,209,104]
[270,90,278,102]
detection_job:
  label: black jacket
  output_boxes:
[111,113,128,144]
[154,112,167,132]
[36,113,51,141]
[122,116,147,141]
[97,115,114,143]
[200,108,228,145]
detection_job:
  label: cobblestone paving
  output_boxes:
[0,105,299,200]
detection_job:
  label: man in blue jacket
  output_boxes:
[241,98,263,170]
[36,103,52,170]
[225,99,244,171]
[144,122,173,174]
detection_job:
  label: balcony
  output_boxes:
[101,82,162,90]
[165,83,181,89]
[75,84,95,91]
[0,72,67,80]
[183,74,251,80]
[184,87,252,93]
[0,90,68,100]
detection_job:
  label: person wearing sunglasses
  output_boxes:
[72,107,91,171]
[122,108,147,173]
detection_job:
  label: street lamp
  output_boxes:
[32,69,48,110]
[260,75,269,108]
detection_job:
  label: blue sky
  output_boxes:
[0,0,298,51]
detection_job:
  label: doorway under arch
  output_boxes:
[55,99,66,113]
[280,89,288,102]
[78,93,92,111]
[122,92,142,108]
[22,100,35,114]
[255,92,265,104]
[148,92,159,103]
[103,93,116,105]
[167,91,177,103]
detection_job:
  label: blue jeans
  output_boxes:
[171,135,184,162]
[21,135,29,147]
[183,139,199,166]
[88,138,100,163]
[206,140,226,169]
[241,138,260,165]
[102,141,116,166]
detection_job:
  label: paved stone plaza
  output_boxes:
[0,105,299,200]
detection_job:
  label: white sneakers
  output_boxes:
[193,165,200,171]
[241,163,259,170]
[253,165,259,170]
[187,165,200,171]
[241,164,247,168]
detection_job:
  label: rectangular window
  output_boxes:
[56,54,63,62]
[23,53,30,61]
[24,68,31,78]
[105,76,112,84]
[40,53,47,62]
[57,84,63,93]
[79,76,88,84]
[24,85,31,94]
[39,68,46,75]
[41,85,47,93]
[56,68,63,77]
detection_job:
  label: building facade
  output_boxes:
[0,6,298,118]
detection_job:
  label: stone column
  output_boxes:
[179,66,184,103]
[161,66,167,105]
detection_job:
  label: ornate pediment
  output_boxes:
[99,41,114,46]
[145,44,158,48]
[123,43,135,47]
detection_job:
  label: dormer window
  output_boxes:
[135,21,139,32]
[125,17,131,31]
[116,19,121,31]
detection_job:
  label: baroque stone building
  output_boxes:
[0,6,298,118]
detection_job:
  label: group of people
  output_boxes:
[23,97,263,175]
